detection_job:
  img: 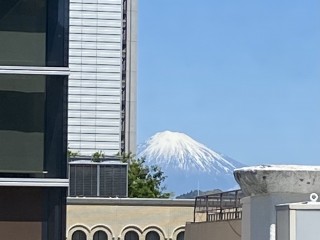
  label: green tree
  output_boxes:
[92,150,105,162]
[67,148,79,161]
[120,153,170,198]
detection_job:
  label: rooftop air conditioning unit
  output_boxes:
[68,158,128,198]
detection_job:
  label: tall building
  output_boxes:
[68,0,137,156]
[0,0,69,240]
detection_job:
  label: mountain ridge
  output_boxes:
[138,131,243,173]
[138,131,245,195]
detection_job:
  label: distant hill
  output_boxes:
[176,189,222,199]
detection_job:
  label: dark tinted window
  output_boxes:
[0,75,45,173]
[93,231,108,240]
[0,74,67,177]
[0,187,66,240]
[177,232,184,240]
[146,231,160,240]
[0,0,46,66]
[125,231,139,240]
[0,0,68,66]
[72,230,86,240]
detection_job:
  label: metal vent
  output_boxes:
[69,164,98,197]
[100,165,127,197]
[69,161,127,197]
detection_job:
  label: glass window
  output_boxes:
[0,74,67,178]
[146,231,160,240]
[72,230,87,240]
[125,231,139,240]
[0,74,45,173]
[0,187,66,240]
[177,232,184,240]
[93,231,108,240]
[0,0,68,66]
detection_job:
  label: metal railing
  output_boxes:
[193,189,243,222]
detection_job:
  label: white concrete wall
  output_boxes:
[124,0,137,154]
[68,0,123,156]
[241,193,308,240]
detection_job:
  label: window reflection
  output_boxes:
[0,0,67,67]
[0,0,46,66]
[0,74,67,178]
[0,75,45,173]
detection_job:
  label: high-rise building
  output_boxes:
[0,0,69,239]
[68,0,137,156]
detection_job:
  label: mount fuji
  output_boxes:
[137,131,245,196]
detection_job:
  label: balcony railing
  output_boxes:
[193,189,243,222]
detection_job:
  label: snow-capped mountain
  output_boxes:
[138,131,245,196]
[138,131,241,174]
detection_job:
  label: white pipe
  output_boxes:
[270,224,275,240]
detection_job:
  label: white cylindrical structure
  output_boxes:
[234,165,320,240]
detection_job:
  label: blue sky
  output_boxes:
[137,0,320,166]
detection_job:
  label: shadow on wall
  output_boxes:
[184,220,241,240]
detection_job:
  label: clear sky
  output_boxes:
[137,0,320,166]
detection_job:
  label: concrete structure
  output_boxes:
[67,198,193,240]
[183,165,320,240]
[185,190,242,240]
[0,0,69,239]
[185,220,241,240]
[276,201,320,240]
[68,0,137,156]
[234,165,320,240]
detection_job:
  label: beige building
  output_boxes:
[66,190,245,240]
[67,198,194,240]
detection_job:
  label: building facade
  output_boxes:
[68,0,137,156]
[67,198,193,240]
[0,0,69,239]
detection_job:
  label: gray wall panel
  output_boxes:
[69,111,120,119]
[70,19,122,27]
[68,0,122,155]
[69,88,120,95]
[69,126,120,134]
[68,95,120,103]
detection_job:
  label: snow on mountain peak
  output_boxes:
[138,131,238,174]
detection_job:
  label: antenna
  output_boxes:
[197,180,200,196]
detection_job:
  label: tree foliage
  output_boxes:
[67,148,79,160]
[120,153,170,198]
[91,150,105,162]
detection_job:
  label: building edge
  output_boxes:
[122,0,137,155]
